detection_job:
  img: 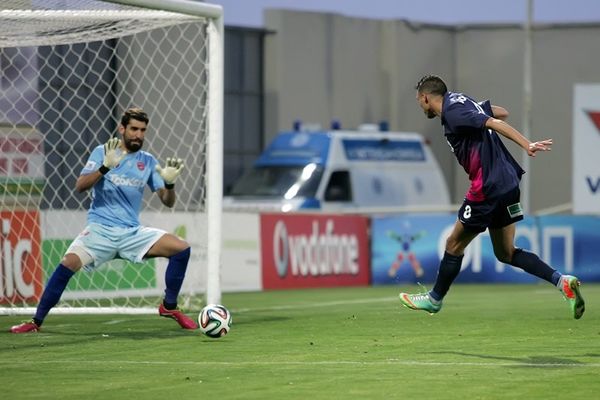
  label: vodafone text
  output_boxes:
[586,176,600,194]
[273,219,359,278]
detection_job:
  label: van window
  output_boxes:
[229,164,323,198]
[324,170,352,202]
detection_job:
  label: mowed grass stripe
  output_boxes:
[1,359,600,367]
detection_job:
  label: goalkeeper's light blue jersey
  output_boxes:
[81,145,165,228]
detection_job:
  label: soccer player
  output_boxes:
[398,75,585,319]
[10,107,198,333]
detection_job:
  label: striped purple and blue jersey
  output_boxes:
[441,91,524,201]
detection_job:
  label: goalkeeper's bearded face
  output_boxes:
[120,119,147,152]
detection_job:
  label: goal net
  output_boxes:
[0,0,223,314]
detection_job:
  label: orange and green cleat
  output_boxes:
[558,275,585,319]
[398,291,442,314]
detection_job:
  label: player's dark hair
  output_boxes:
[121,106,149,127]
[415,75,448,96]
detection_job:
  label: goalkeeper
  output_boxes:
[11,107,197,333]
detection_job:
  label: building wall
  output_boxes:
[263,9,600,212]
[381,21,456,197]
[223,27,267,193]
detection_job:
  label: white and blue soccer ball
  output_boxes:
[198,304,232,338]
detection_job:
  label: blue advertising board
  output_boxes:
[536,215,600,282]
[371,214,600,284]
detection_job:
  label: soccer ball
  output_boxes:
[198,304,232,338]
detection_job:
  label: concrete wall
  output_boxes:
[264,11,385,143]
[264,9,600,212]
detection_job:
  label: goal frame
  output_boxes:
[0,0,224,314]
[116,0,226,308]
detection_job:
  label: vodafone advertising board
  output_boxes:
[261,214,370,289]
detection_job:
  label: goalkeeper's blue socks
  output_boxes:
[163,247,191,309]
[430,252,463,302]
[33,264,75,326]
[510,248,559,284]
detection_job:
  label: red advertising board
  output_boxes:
[0,210,43,304]
[261,213,370,289]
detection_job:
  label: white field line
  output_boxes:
[0,296,399,316]
[231,296,399,313]
[0,359,599,368]
[4,297,595,369]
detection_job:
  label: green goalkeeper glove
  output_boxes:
[102,137,126,169]
[156,157,184,185]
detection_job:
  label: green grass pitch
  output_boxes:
[1,284,599,399]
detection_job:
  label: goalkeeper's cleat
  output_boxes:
[10,320,40,334]
[399,291,442,314]
[558,275,585,319]
[158,304,198,329]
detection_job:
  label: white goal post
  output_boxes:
[0,0,223,314]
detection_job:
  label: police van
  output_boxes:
[224,123,450,212]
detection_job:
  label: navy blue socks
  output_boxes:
[163,247,191,308]
[427,248,561,304]
[430,252,464,302]
[33,264,75,326]
[510,248,559,285]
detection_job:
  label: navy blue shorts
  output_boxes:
[457,187,524,233]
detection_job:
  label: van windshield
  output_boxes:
[229,164,324,198]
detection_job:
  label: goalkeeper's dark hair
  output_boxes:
[415,75,448,96]
[121,106,149,127]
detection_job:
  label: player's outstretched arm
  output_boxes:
[76,137,126,192]
[485,118,552,157]
[156,157,184,207]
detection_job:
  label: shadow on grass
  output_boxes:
[0,321,200,353]
[0,313,288,352]
[429,351,586,367]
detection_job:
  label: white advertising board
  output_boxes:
[42,210,262,294]
[573,84,600,214]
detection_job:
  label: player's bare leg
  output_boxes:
[146,233,189,258]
